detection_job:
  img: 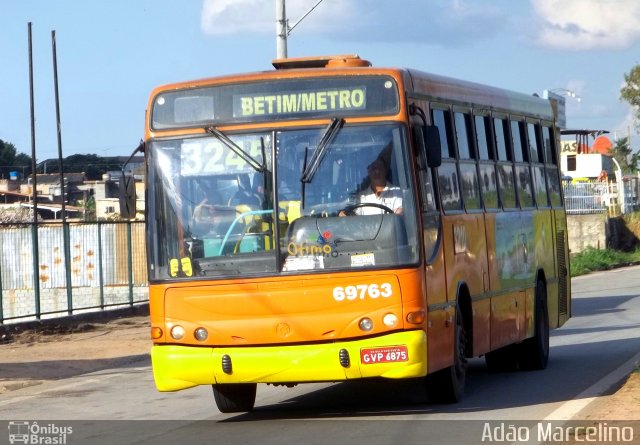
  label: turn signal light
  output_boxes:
[406,310,425,325]
[150,327,163,339]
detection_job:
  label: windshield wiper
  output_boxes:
[205,126,266,172]
[300,117,344,183]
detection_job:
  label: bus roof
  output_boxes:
[405,69,555,121]
[149,55,555,124]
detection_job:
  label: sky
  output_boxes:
[2,0,640,163]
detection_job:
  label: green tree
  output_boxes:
[620,65,640,130]
[0,139,32,177]
[609,137,639,174]
[43,154,123,180]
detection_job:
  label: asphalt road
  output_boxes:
[1,266,639,445]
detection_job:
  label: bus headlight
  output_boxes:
[170,325,185,340]
[383,313,398,327]
[359,317,374,331]
[194,327,208,341]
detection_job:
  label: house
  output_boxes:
[82,171,145,220]
[1,154,146,221]
[560,129,614,181]
[0,173,87,220]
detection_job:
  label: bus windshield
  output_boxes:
[146,123,419,281]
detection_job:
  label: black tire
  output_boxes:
[426,307,467,403]
[518,280,549,370]
[212,383,257,413]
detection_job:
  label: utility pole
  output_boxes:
[276,0,287,59]
[276,0,325,60]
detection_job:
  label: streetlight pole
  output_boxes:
[548,88,581,102]
[543,88,581,130]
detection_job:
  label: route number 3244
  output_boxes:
[333,283,393,301]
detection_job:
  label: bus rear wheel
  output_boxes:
[426,306,467,403]
[518,280,549,370]
[212,383,257,413]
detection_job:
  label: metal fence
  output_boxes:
[4,176,640,324]
[563,177,640,215]
[563,181,611,214]
[0,221,147,324]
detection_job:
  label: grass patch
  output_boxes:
[571,247,640,276]
[623,211,640,236]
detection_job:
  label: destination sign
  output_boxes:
[234,88,366,117]
[151,76,398,130]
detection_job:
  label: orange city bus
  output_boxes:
[125,55,571,413]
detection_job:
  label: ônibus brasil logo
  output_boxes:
[8,421,73,444]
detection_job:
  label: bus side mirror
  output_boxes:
[119,141,144,219]
[414,125,442,168]
[119,174,137,219]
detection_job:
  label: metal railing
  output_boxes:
[3,176,640,324]
[563,181,610,214]
[0,220,147,324]
[563,177,640,215]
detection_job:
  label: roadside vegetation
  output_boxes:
[571,247,640,276]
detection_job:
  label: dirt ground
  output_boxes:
[576,372,640,420]
[0,311,151,393]
[0,311,638,423]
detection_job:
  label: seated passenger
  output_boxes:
[193,197,217,225]
[191,192,236,236]
[228,174,263,208]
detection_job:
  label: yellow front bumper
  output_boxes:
[152,330,427,391]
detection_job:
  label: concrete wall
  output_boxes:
[567,214,607,253]
[2,286,148,323]
[567,214,639,253]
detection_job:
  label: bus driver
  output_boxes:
[340,156,403,216]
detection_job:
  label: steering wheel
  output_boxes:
[342,203,394,216]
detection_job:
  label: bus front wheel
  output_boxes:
[212,383,257,413]
[426,306,467,403]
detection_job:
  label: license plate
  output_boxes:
[360,346,409,364]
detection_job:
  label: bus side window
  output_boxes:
[475,113,499,210]
[542,125,558,165]
[454,111,472,159]
[528,121,550,208]
[433,106,462,213]
[494,116,510,162]
[455,111,481,211]
[527,121,543,164]
[438,163,462,212]
[432,108,456,159]
[543,125,563,207]
[494,115,516,209]
[511,119,526,163]
[511,118,534,208]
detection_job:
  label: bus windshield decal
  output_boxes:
[205,126,265,172]
[180,134,268,176]
[235,87,366,118]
